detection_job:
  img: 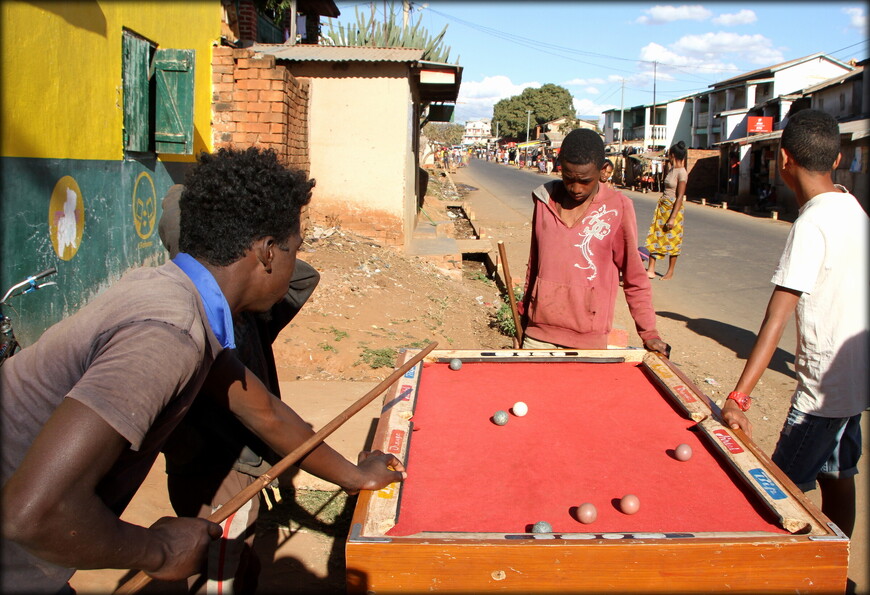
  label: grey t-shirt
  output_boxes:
[1,261,222,593]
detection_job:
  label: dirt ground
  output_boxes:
[270,226,510,383]
[70,173,866,594]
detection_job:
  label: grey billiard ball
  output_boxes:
[449,358,462,370]
[531,521,552,533]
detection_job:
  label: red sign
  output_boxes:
[388,429,406,454]
[713,429,745,454]
[748,116,773,134]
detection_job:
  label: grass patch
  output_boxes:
[494,287,524,338]
[357,347,396,369]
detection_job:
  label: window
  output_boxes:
[122,30,195,155]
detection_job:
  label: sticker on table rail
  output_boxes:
[713,429,745,453]
[403,366,417,379]
[399,384,414,401]
[387,429,406,454]
[647,359,675,380]
[672,384,697,403]
[376,482,399,500]
[749,468,787,500]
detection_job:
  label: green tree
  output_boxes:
[323,3,454,63]
[493,84,576,140]
[422,122,464,146]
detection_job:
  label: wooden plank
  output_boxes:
[347,539,848,593]
[426,348,646,363]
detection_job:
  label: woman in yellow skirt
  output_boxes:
[645,141,688,280]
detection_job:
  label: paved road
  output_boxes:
[461,157,797,356]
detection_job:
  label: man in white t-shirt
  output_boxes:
[722,109,869,537]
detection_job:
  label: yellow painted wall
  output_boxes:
[1,0,220,161]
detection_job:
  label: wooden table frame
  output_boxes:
[346,349,849,593]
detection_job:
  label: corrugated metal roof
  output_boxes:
[251,44,425,63]
[714,117,869,145]
[712,53,852,89]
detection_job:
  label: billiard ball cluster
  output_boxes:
[491,401,528,426]
[531,442,693,533]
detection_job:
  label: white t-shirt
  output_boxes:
[771,188,869,417]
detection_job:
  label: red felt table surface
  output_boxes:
[387,361,786,536]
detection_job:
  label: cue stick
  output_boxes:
[114,341,437,595]
[497,240,523,346]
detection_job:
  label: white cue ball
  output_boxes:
[512,401,528,417]
[448,358,462,370]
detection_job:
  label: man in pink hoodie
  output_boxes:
[520,128,669,354]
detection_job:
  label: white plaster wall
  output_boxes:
[295,63,413,221]
[666,100,692,147]
[773,58,852,97]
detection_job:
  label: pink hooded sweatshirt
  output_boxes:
[520,180,660,349]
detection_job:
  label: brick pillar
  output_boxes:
[211,47,310,174]
[237,0,258,45]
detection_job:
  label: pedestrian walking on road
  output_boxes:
[645,141,687,280]
[722,109,869,538]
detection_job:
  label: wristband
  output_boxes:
[727,391,752,412]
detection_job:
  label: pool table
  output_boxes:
[346,349,849,593]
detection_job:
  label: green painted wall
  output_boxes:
[1,2,220,348]
[1,156,190,345]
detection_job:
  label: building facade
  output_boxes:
[1,1,220,343]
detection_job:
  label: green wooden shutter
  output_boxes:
[122,32,152,152]
[154,49,195,155]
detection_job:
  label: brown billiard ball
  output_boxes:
[620,494,640,515]
[675,443,693,461]
[573,502,597,524]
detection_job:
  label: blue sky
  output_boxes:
[330,1,868,124]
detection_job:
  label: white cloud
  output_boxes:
[712,9,757,26]
[585,86,600,95]
[639,41,738,74]
[563,77,605,86]
[674,32,784,65]
[843,7,867,29]
[456,75,539,122]
[636,5,712,25]
[574,98,618,119]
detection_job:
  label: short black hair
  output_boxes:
[559,128,605,168]
[781,109,840,172]
[603,159,614,169]
[668,140,687,162]
[180,147,314,266]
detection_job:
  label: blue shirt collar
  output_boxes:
[172,253,236,349]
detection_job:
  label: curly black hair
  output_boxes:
[179,147,314,266]
[781,109,840,173]
[559,128,605,168]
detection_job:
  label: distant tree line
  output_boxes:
[492,83,579,141]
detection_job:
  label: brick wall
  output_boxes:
[211,46,311,228]
[212,47,309,173]
[685,149,719,200]
[236,0,257,44]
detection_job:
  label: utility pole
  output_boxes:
[651,60,657,150]
[526,109,532,143]
[403,0,410,29]
[618,78,624,182]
